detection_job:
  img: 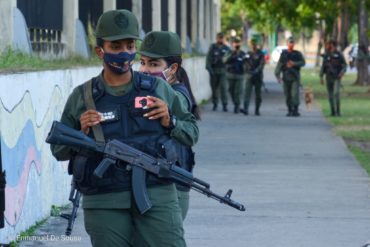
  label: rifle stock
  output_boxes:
[46,121,246,213]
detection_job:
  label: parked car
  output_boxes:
[271,45,287,63]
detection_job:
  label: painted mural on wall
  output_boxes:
[0,67,101,243]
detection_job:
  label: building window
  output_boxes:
[17,0,64,55]
[78,0,103,32]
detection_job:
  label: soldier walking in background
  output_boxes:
[320,39,347,117]
[224,37,246,114]
[206,32,231,111]
[242,37,265,116]
[275,37,305,117]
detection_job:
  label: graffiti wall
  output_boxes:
[0,67,102,243]
[0,58,211,243]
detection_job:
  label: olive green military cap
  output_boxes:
[217,32,224,38]
[287,36,295,43]
[232,36,241,43]
[250,37,258,44]
[95,9,141,41]
[139,31,182,58]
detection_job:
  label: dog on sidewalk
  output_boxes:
[304,87,314,111]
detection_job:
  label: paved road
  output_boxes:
[19,69,370,247]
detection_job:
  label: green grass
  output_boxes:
[338,130,370,142]
[349,145,370,175]
[8,204,71,246]
[0,47,201,73]
[301,68,370,176]
[301,69,370,126]
[0,48,101,73]
[9,218,48,247]
[50,204,70,217]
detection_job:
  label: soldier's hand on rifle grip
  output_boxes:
[80,110,103,134]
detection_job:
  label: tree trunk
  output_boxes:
[355,0,369,86]
[315,20,324,67]
[239,10,249,46]
[242,21,249,45]
[338,2,350,51]
[334,1,350,51]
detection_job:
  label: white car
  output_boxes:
[271,45,288,63]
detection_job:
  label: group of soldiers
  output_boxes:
[206,33,265,115]
[47,8,348,245]
[206,34,347,117]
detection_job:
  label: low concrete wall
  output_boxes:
[0,57,210,243]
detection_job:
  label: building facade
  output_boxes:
[0,0,221,57]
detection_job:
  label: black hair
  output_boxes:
[163,56,201,120]
[327,39,337,46]
[217,32,224,38]
[96,38,104,48]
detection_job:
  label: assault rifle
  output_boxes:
[60,178,81,236]
[46,121,245,215]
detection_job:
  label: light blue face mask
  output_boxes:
[146,66,173,81]
[102,49,136,74]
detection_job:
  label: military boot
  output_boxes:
[292,106,300,117]
[255,108,260,116]
[240,104,248,115]
[255,101,261,116]
[330,105,336,116]
[234,105,240,114]
[223,104,228,112]
[213,104,218,111]
[336,102,341,116]
[286,106,293,117]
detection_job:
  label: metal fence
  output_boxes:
[17,0,64,57]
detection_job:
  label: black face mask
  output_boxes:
[235,46,241,50]
[217,41,223,45]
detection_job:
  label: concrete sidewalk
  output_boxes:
[19,69,370,247]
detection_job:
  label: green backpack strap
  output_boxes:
[83,79,105,143]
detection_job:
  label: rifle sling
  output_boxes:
[83,80,105,143]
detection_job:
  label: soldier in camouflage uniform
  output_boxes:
[275,37,305,117]
[206,32,231,111]
[320,39,347,116]
[224,37,246,114]
[242,37,265,116]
